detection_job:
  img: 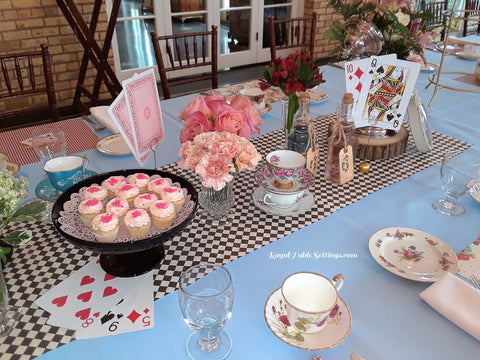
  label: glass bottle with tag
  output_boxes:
[325,93,358,184]
[287,92,319,175]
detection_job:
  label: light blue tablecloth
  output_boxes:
[35,44,480,359]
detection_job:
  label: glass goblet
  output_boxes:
[432,150,480,216]
[0,262,22,337]
[31,124,67,166]
[179,263,234,360]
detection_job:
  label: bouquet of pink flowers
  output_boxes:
[178,95,263,144]
[178,131,261,191]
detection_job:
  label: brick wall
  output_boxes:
[305,0,343,59]
[0,0,113,117]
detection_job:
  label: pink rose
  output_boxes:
[204,95,228,117]
[179,111,214,143]
[229,96,263,136]
[195,153,234,190]
[178,97,212,121]
[214,106,246,136]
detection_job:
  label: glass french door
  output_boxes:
[109,0,303,82]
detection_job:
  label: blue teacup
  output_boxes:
[44,155,88,191]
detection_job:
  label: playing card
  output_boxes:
[35,260,149,330]
[122,68,164,166]
[108,90,138,157]
[344,55,397,114]
[354,57,421,130]
[75,271,154,339]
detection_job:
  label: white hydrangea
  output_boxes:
[0,170,29,225]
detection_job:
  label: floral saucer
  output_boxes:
[35,170,97,201]
[255,164,315,195]
[252,187,314,216]
[264,287,351,351]
[368,227,458,282]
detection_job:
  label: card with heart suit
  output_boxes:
[35,260,151,333]
[344,54,397,113]
[354,57,421,130]
[75,272,154,339]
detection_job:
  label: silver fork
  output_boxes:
[467,275,480,290]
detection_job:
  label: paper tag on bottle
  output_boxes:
[306,145,319,176]
[338,145,354,184]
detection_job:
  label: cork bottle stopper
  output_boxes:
[343,93,354,104]
[299,92,310,102]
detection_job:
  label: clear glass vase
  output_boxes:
[198,179,235,222]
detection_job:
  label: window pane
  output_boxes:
[264,0,291,4]
[170,0,206,14]
[117,18,156,70]
[172,15,208,62]
[119,0,153,18]
[262,6,291,48]
[221,0,250,8]
[221,9,251,55]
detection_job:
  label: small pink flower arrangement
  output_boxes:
[178,131,261,191]
[178,95,263,143]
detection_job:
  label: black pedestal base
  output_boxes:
[99,244,165,277]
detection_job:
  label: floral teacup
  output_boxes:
[281,272,344,334]
[266,150,306,188]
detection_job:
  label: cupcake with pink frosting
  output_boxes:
[147,177,172,197]
[91,212,119,243]
[83,185,108,203]
[115,184,140,207]
[78,198,104,228]
[101,176,128,199]
[128,173,150,193]
[149,200,176,229]
[106,196,130,225]
[124,208,151,239]
[160,186,185,212]
[133,193,158,213]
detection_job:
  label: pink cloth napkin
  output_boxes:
[420,272,480,341]
[90,106,119,133]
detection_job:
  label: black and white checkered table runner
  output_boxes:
[1,114,471,359]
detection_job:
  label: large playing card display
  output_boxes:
[345,55,421,131]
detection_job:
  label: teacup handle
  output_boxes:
[82,155,89,171]
[263,193,294,209]
[332,274,344,292]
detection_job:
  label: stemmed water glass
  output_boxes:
[179,263,234,360]
[432,149,480,216]
[31,124,67,166]
[0,262,22,337]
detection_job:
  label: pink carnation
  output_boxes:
[195,153,234,190]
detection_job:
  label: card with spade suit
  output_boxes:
[75,272,154,339]
[35,260,152,336]
[354,56,421,130]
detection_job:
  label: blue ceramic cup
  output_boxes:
[43,155,88,191]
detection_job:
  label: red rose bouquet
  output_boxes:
[262,50,325,134]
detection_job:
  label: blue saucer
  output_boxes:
[35,170,97,201]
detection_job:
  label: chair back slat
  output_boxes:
[268,12,318,61]
[463,0,480,36]
[150,25,218,99]
[0,44,59,122]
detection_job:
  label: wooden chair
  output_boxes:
[268,11,318,61]
[0,44,59,122]
[421,0,449,40]
[463,0,480,36]
[151,25,218,100]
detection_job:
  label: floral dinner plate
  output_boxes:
[258,103,272,115]
[306,88,328,103]
[264,287,351,351]
[368,227,458,282]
